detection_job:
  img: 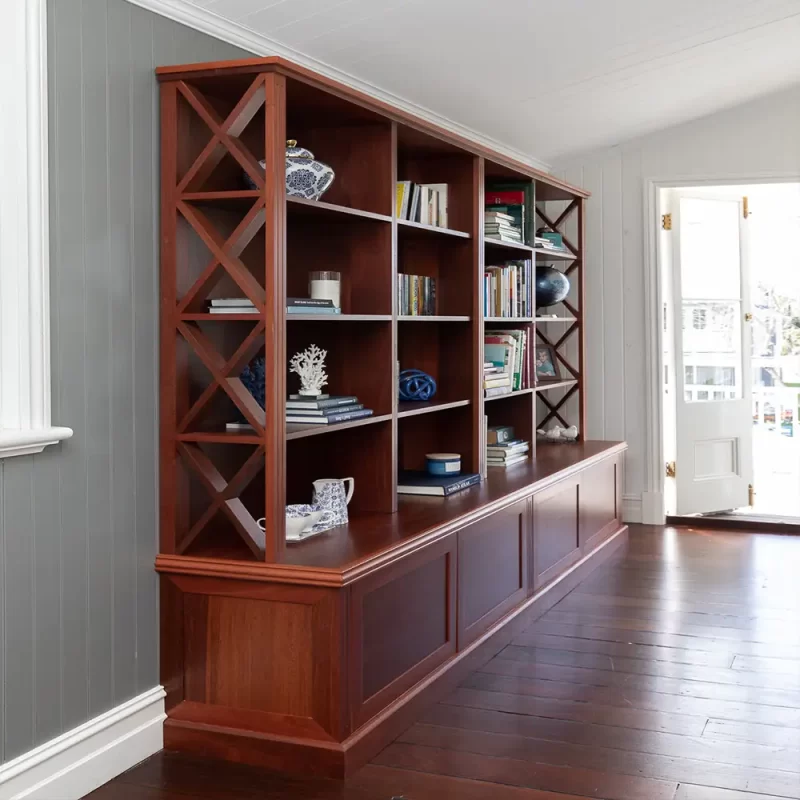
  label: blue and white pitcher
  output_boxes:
[312,478,354,527]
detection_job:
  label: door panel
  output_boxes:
[532,476,580,590]
[670,192,753,515]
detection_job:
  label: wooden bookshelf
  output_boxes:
[157,56,619,781]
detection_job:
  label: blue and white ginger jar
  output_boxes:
[285,140,335,200]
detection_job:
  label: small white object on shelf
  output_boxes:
[289,343,328,397]
[537,424,578,442]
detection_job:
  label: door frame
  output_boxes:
[642,175,800,524]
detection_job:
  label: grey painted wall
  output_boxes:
[0,0,247,764]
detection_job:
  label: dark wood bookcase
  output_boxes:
[157,56,623,779]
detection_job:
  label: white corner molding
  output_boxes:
[0,687,165,800]
[0,0,72,459]
[123,0,552,176]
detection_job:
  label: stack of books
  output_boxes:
[396,182,449,228]
[483,361,512,398]
[484,259,533,318]
[286,297,341,315]
[285,394,373,426]
[484,328,529,396]
[534,235,567,254]
[485,189,526,242]
[487,438,530,469]
[208,298,259,314]
[397,470,480,496]
[398,274,436,316]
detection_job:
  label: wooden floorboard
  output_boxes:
[88,524,800,799]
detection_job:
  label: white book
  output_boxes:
[423,183,449,228]
[209,298,256,307]
[208,306,259,314]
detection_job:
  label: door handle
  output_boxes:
[744,312,753,322]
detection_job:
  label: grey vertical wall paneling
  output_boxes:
[129,3,160,695]
[0,461,5,763]
[82,0,115,719]
[53,0,91,735]
[107,0,138,706]
[0,0,250,765]
[3,458,35,760]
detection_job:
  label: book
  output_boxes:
[422,183,449,228]
[487,444,530,457]
[287,297,336,308]
[286,395,358,409]
[487,454,529,468]
[484,386,512,398]
[286,408,374,425]
[484,376,511,389]
[225,422,254,431]
[286,306,341,314]
[487,438,527,449]
[409,184,421,222]
[397,471,480,497]
[209,298,255,307]
[208,306,259,314]
[395,181,412,218]
[285,404,364,417]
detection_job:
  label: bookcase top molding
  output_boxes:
[156,55,589,201]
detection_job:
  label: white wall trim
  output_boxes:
[0,687,165,800]
[0,0,73,459]
[123,0,551,176]
[622,493,643,524]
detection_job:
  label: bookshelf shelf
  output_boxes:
[176,431,263,445]
[287,314,392,322]
[181,312,262,321]
[397,398,471,418]
[484,238,534,255]
[535,247,576,261]
[286,413,393,441]
[485,388,536,402]
[485,316,535,323]
[397,218,470,239]
[398,315,471,322]
[535,379,579,392]
[534,316,577,323]
[287,195,392,223]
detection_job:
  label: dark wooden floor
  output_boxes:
[90,524,800,799]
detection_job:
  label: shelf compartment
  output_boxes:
[535,379,579,392]
[397,219,470,239]
[286,418,394,516]
[287,196,391,224]
[287,320,393,417]
[287,214,392,316]
[399,404,476,475]
[485,391,535,461]
[398,399,471,419]
[485,388,536,403]
[398,315,471,322]
[286,412,393,440]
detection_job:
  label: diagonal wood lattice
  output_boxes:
[535,199,583,432]
[177,441,266,558]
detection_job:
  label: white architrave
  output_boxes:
[0,0,72,458]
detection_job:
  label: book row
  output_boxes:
[484,260,534,319]
[398,274,437,316]
[396,181,449,227]
[484,328,529,397]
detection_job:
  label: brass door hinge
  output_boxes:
[743,196,750,218]
[662,213,672,231]
[744,312,753,322]
[666,461,676,478]
[748,483,755,506]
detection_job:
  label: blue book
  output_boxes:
[397,471,480,497]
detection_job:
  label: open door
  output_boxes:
[668,190,753,515]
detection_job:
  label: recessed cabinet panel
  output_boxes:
[349,536,456,728]
[458,500,528,648]
[532,476,580,590]
[580,457,620,551]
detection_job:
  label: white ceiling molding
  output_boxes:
[0,0,73,458]
[124,0,552,174]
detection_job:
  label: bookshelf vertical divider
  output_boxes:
[156,56,623,780]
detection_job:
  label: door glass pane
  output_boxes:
[680,198,741,300]
[682,300,742,401]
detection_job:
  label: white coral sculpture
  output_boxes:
[290,344,328,396]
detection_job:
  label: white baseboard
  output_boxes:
[641,491,666,525]
[622,493,643,523]
[0,687,165,800]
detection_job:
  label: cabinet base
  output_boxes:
[164,523,628,778]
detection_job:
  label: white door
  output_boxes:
[668,191,753,515]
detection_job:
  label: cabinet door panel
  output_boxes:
[532,476,580,590]
[580,456,621,552]
[458,499,528,648]
[349,535,456,729]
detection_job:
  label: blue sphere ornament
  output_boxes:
[535,266,570,308]
[240,356,266,409]
[399,369,437,402]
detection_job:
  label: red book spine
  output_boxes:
[485,190,525,205]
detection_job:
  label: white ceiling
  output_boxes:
[182,0,800,163]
